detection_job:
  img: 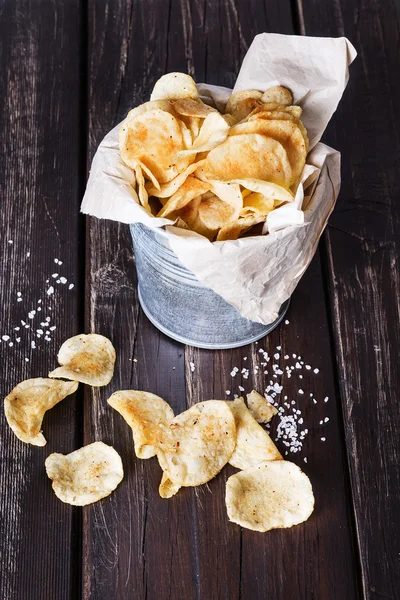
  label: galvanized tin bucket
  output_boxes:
[130,223,289,349]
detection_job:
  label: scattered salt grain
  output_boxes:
[324,417,329,423]
[298,389,304,395]
[276,345,281,351]
[2,335,10,341]
[324,397,329,403]
[8,240,13,244]
[31,341,36,349]
[274,353,280,360]
[313,399,317,404]
[284,319,290,325]
[189,362,195,372]
[49,326,56,331]
[304,457,308,463]
[14,327,20,331]
[68,284,74,290]
[25,358,29,362]
[314,368,319,374]
[225,390,231,396]
[46,286,54,296]
[44,336,51,341]
[17,292,22,297]
[52,273,58,278]
[59,277,67,284]
[38,299,42,304]
[26,252,30,258]
[17,298,22,302]
[56,279,61,284]
[321,437,326,442]
[284,355,289,359]
[8,342,13,347]
[238,385,244,392]
[292,354,297,359]
[16,338,20,343]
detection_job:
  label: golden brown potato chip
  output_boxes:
[226,398,282,468]
[4,378,78,446]
[178,196,218,240]
[157,176,210,218]
[173,98,217,118]
[204,134,292,187]
[119,108,190,184]
[49,333,116,387]
[178,112,230,157]
[241,192,275,217]
[134,163,149,208]
[225,90,263,121]
[248,110,296,123]
[150,72,199,101]
[225,461,314,532]
[283,105,303,119]
[246,390,278,423]
[229,120,306,187]
[216,214,266,241]
[107,390,174,459]
[45,442,123,506]
[136,160,161,191]
[231,179,293,205]
[147,160,205,198]
[159,472,181,499]
[156,400,236,487]
[198,194,236,229]
[261,85,293,106]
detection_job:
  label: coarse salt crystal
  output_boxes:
[17,292,22,297]
[324,397,329,403]
[52,273,58,278]
[16,337,21,343]
[2,335,10,341]
[56,279,61,284]
[68,283,74,290]
[314,368,319,374]
[46,317,51,322]
[313,399,317,404]
[45,336,51,341]
[284,355,289,359]
[319,420,324,425]
[14,327,20,331]
[8,240,13,244]
[26,252,30,258]
[295,362,302,369]
[299,375,303,379]
[238,385,244,392]
[50,326,56,331]
[225,390,231,396]
[36,329,44,335]
[276,345,281,351]
[304,457,307,463]
[17,298,22,302]
[321,437,326,441]
[8,342,13,347]
[284,319,289,325]
[37,307,41,312]
[298,389,304,394]
[274,353,280,360]
[47,286,54,296]
[189,362,195,372]
[38,299,42,304]
[31,341,36,349]
[324,417,329,423]
[59,277,67,284]
[25,357,29,362]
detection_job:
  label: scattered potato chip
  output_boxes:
[204,134,292,187]
[150,72,199,101]
[156,400,236,487]
[49,333,116,387]
[157,176,210,218]
[225,460,314,532]
[159,472,181,499]
[229,119,306,187]
[107,390,174,459]
[4,378,78,446]
[225,90,263,121]
[226,398,282,468]
[246,390,278,423]
[216,214,266,241]
[178,112,230,157]
[261,85,293,106]
[45,442,123,506]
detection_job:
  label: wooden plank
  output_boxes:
[0,1,83,599]
[297,1,400,597]
[85,0,362,598]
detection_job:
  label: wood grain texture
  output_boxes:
[297,0,400,597]
[0,1,83,599]
[85,1,361,599]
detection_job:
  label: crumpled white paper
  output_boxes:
[81,33,356,324]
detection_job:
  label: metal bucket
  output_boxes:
[130,223,289,349]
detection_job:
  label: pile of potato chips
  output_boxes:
[4,333,314,531]
[108,389,314,532]
[119,73,308,241]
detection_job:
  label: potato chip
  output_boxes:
[136,160,161,191]
[225,90,263,121]
[119,108,190,184]
[248,110,296,123]
[49,333,116,387]
[261,85,293,106]
[156,400,236,487]
[225,461,314,532]
[283,105,302,119]
[204,134,292,188]
[178,112,230,157]
[231,179,293,205]
[229,120,306,187]
[45,442,124,506]
[216,214,266,241]
[157,176,210,218]
[173,98,217,118]
[150,72,199,101]
[198,194,236,229]
[241,193,275,217]
[123,99,175,124]
[226,398,281,468]
[159,472,181,499]
[107,390,174,459]
[4,378,78,446]
[179,197,219,240]
[134,163,149,208]
[246,390,278,423]
[147,160,205,198]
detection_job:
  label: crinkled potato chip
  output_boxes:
[246,390,278,423]
[216,214,266,241]
[198,194,236,229]
[261,85,293,106]
[225,460,314,532]
[49,333,116,387]
[159,472,181,499]
[45,442,123,506]
[107,390,174,459]
[225,90,263,121]
[173,98,217,119]
[120,108,190,184]
[204,134,292,187]
[150,72,199,101]
[179,112,230,157]
[156,400,236,487]
[4,378,78,446]
[226,397,282,468]
[157,176,210,218]
[229,120,306,187]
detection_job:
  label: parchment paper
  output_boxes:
[81,33,356,324]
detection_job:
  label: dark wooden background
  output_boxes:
[1,1,399,599]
